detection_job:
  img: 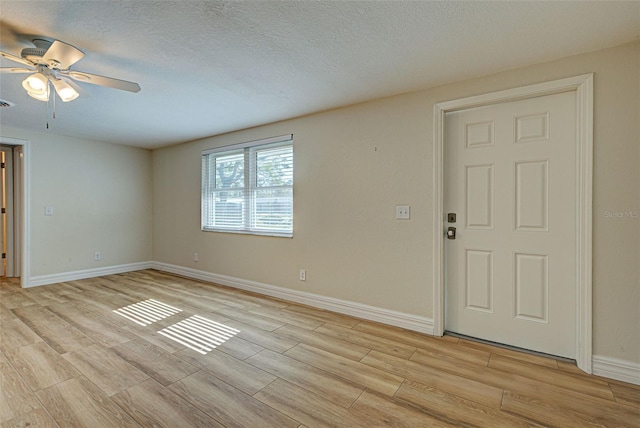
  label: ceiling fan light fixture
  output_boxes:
[26,88,50,102]
[21,73,48,94]
[52,78,79,102]
[3,37,140,105]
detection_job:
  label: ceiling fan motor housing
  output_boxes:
[20,38,58,66]
[21,47,48,65]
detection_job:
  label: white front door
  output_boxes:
[444,91,577,358]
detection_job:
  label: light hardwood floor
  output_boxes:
[1,270,638,427]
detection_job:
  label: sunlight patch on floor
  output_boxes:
[157,315,240,355]
[113,299,182,326]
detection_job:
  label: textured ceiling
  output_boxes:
[0,1,638,149]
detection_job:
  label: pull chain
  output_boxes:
[46,81,50,129]
[44,80,57,129]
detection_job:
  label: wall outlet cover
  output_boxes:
[396,205,410,219]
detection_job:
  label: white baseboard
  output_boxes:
[592,355,640,386]
[27,262,153,288]
[150,261,434,335]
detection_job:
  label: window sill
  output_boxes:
[201,227,293,238]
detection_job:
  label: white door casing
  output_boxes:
[12,146,22,278]
[433,75,593,371]
[445,91,576,358]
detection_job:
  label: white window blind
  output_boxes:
[202,135,293,237]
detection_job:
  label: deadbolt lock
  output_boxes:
[447,212,456,223]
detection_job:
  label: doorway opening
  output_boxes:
[0,137,30,288]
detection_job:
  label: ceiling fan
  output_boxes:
[0,38,140,102]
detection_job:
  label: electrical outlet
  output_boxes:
[299,269,306,281]
[44,206,54,216]
[194,252,199,262]
[94,252,101,261]
[396,205,410,219]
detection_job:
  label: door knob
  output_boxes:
[447,227,456,239]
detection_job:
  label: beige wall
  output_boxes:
[1,42,636,364]
[0,126,153,277]
[153,41,639,363]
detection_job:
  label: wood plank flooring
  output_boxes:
[1,270,638,427]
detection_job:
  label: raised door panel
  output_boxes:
[465,250,493,313]
[465,164,494,229]
[513,253,548,323]
[515,160,549,231]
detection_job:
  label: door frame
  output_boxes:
[0,136,30,289]
[432,74,593,372]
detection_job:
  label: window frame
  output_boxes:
[201,134,293,237]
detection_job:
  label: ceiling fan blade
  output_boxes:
[0,67,34,74]
[65,70,141,93]
[0,50,32,66]
[43,40,84,68]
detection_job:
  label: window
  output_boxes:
[201,134,293,237]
